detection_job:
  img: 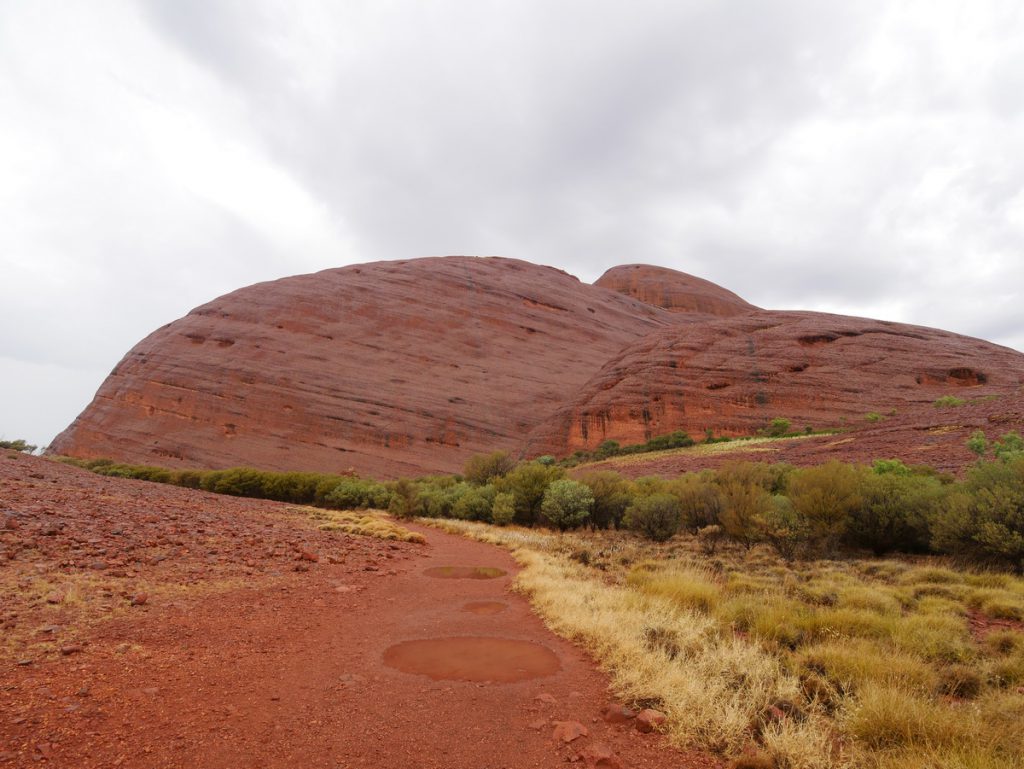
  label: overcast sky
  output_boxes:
[2,0,1023,449]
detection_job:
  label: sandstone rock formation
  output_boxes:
[51,256,1024,477]
[594,264,757,317]
[51,258,680,477]
[533,310,1024,454]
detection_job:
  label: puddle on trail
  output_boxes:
[383,637,560,682]
[462,601,508,615]
[423,566,506,579]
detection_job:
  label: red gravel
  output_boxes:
[0,453,721,768]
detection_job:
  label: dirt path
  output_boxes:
[0,455,721,768]
[3,520,723,768]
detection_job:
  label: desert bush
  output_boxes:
[756,495,812,560]
[200,467,269,497]
[623,493,682,541]
[764,417,792,437]
[697,524,724,555]
[667,473,722,532]
[452,484,496,522]
[930,458,1024,571]
[786,462,866,555]
[847,472,942,554]
[933,395,966,408]
[387,478,420,519]
[0,438,36,453]
[490,492,516,526]
[540,479,594,530]
[324,477,391,510]
[578,471,632,529]
[495,461,564,525]
[717,479,773,549]
[463,450,516,485]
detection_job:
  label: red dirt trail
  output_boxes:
[0,454,719,769]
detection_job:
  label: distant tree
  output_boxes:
[540,479,594,530]
[495,462,564,525]
[624,493,682,542]
[463,451,516,485]
[764,418,792,438]
[0,439,37,454]
[452,484,496,521]
[578,471,632,529]
[388,478,420,519]
[786,461,866,554]
[490,492,516,526]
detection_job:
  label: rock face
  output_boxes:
[51,257,679,477]
[594,264,757,317]
[52,256,1024,477]
[533,310,1024,453]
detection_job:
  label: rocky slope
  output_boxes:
[51,257,1024,477]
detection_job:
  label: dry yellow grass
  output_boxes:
[299,507,426,543]
[572,434,828,471]
[423,518,1024,769]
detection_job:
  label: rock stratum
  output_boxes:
[52,257,1024,477]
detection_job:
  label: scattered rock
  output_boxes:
[634,708,667,733]
[534,692,557,705]
[60,644,84,655]
[552,720,589,743]
[579,742,623,769]
[601,703,636,723]
[527,719,548,731]
[45,591,65,605]
[4,516,20,530]
[130,592,149,606]
[299,550,319,562]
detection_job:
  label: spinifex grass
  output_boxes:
[425,519,1024,768]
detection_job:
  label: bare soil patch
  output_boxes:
[0,453,719,768]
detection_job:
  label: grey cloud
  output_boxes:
[3,0,1024,450]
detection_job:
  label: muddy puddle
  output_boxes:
[383,637,560,682]
[423,566,506,579]
[462,601,508,615]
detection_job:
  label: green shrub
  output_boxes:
[716,477,773,549]
[0,438,37,453]
[787,461,866,554]
[934,395,966,408]
[490,492,516,526]
[666,473,722,532]
[324,477,391,510]
[578,471,631,529]
[930,458,1024,570]
[452,484,496,521]
[495,461,564,525]
[624,493,682,541]
[848,472,942,554]
[764,417,792,437]
[387,478,419,519]
[540,479,594,530]
[463,450,516,485]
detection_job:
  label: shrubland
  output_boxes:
[59,430,1024,572]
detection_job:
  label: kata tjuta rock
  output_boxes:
[51,256,1024,478]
